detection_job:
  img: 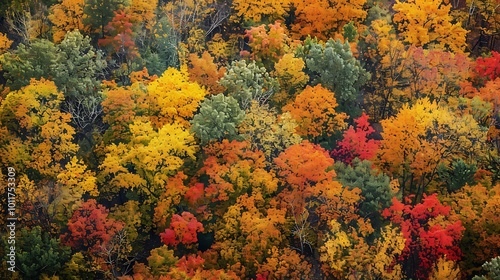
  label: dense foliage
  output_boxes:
[1,0,499,279]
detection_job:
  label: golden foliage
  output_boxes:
[284,84,347,139]
[290,0,367,40]
[393,0,468,52]
[146,67,208,128]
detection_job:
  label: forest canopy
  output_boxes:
[0,0,500,279]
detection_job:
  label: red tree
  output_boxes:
[61,199,124,253]
[160,212,204,248]
[382,194,464,279]
[475,51,500,82]
[331,112,380,164]
[98,10,138,60]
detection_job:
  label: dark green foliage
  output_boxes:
[343,21,357,42]
[220,59,279,109]
[14,226,71,278]
[296,37,370,116]
[1,31,106,100]
[139,16,180,76]
[1,39,57,90]
[83,0,125,37]
[190,94,245,145]
[437,159,477,193]
[334,158,394,229]
[53,30,107,99]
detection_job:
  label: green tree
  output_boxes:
[83,0,125,37]
[220,59,279,109]
[190,94,245,145]
[473,256,500,280]
[139,16,180,76]
[14,226,71,278]
[53,30,107,100]
[334,159,395,229]
[437,159,477,194]
[297,37,369,115]
[0,39,57,90]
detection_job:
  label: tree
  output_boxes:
[272,52,309,105]
[219,59,279,109]
[99,120,197,201]
[382,194,465,279]
[231,0,290,23]
[290,0,367,40]
[61,199,125,254]
[273,140,365,257]
[0,39,57,90]
[429,257,461,280]
[190,94,245,145]
[146,67,208,128]
[238,101,302,164]
[256,247,312,279]
[475,51,500,83]
[211,194,286,278]
[0,32,13,54]
[242,21,291,69]
[127,0,158,31]
[0,79,79,179]
[48,0,89,42]
[334,159,394,229]
[200,139,278,216]
[473,256,500,280]
[49,156,99,227]
[399,47,471,104]
[436,159,477,193]
[101,81,150,143]
[187,51,226,94]
[361,18,408,121]
[13,226,71,278]
[147,246,178,276]
[98,10,139,62]
[448,183,500,275]
[393,0,468,52]
[54,30,107,98]
[83,0,125,37]
[331,112,380,164]
[140,16,180,76]
[297,37,370,115]
[283,84,347,141]
[160,211,204,248]
[375,98,487,201]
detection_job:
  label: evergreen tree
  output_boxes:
[190,94,245,145]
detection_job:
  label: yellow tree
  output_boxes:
[284,84,347,141]
[0,79,78,178]
[231,0,290,23]
[211,194,287,278]
[0,79,84,232]
[375,98,487,202]
[239,102,302,164]
[447,183,500,275]
[290,0,367,40]
[272,53,309,106]
[393,0,468,52]
[0,32,13,54]
[362,18,411,121]
[99,120,197,202]
[146,67,208,128]
[127,0,158,30]
[48,0,89,43]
